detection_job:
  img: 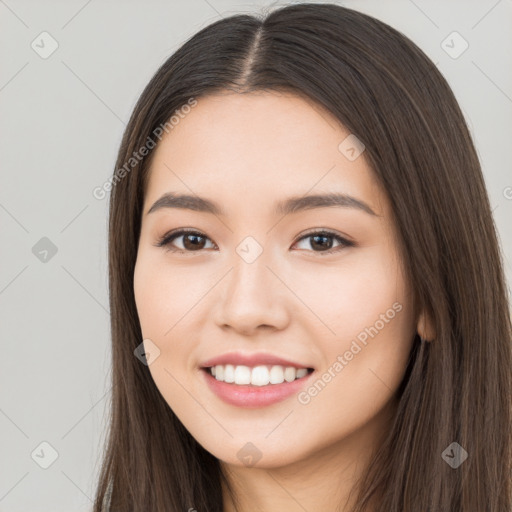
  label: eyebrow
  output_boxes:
[146,192,378,217]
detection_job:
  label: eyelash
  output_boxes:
[155,228,355,256]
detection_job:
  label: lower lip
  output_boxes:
[201,368,314,408]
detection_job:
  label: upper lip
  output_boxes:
[200,352,314,370]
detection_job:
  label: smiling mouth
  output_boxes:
[201,365,315,387]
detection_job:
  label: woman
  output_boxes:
[95,3,512,511]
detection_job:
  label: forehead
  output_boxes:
[144,91,386,217]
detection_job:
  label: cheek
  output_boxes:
[295,304,413,448]
[133,256,165,338]
[133,251,200,338]
[133,249,209,374]
[133,254,199,415]
[291,247,409,343]
[293,247,414,409]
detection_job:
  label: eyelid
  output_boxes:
[296,227,355,245]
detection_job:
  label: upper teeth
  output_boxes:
[210,364,309,386]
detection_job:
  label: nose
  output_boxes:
[214,250,290,336]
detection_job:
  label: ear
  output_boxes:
[417,309,435,342]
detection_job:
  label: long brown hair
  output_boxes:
[94,3,512,511]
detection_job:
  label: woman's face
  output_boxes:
[134,90,417,469]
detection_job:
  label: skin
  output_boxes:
[133,90,432,511]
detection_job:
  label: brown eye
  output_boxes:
[310,234,334,250]
[293,230,354,255]
[181,233,207,250]
[156,230,215,253]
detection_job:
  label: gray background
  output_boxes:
[0,0,511,510]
